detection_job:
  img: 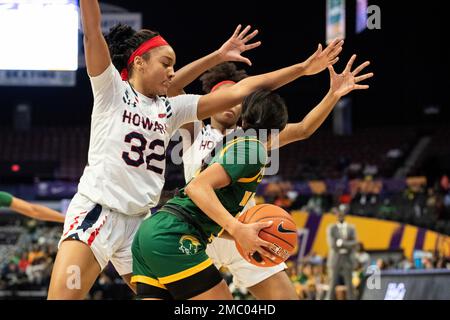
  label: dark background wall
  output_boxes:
[0,0,448,129]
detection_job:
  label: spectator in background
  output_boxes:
[305,193,332,215]
[436,254,449,269]
[363,164,378,177]
[397,253,413,270]
[339,193,352,206]
[284,262,302,299]
[274,194,293,210]
[443,191,450,212]
[425,188,437,218]
[353,243,370,297]
[18,252,29,273]
[377,198,397,220]
[348,162,363,179]
[311,263,328,300]
[440,175,449,192]
[27,244,44,264]
[2,262,21,287]
[326,207,358,300]
[296,263,314,299]
[354,242,370,272]
[422,256,434,269]
[376,258,389,270]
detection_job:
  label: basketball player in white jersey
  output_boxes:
[48,0,346,299]
[171,56,373,299]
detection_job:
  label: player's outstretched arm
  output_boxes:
[0,192,65,223]
[195,39,343,120]
[273,55,373,149]
[80,0,111,77]
[185,164,276,263]
[168,25,261,97]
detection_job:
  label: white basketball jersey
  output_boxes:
[181,123,256,209]
[78,63,200,216]
[181,123,224,183]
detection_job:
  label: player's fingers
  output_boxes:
[327,39,344,57]
[329,45,343,60]
[330,57,339,66]
[244,41,262,51]
[323,38,339,55]
[328,65,337,75]
[256,247,276,262]
[355,73,374,83]
[242,29,258,43]
[255,220,273,231]
[259,239,276,251]
[232,24,242,38]
[352,61,371,76]
[314,43,322,57]
[257,239,278,260]
[236,56,252,66]
[238,25,252,40]
[345,54,357,73]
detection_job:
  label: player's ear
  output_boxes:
[134,56,145,71]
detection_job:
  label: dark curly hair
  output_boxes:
[241,89,288,132]
[199,62,248,93]
[105,23,160,78]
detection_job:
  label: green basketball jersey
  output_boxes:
[164,135,267,240]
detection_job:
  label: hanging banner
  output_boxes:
[356,0,368,33]
[326,0,346,44]
[0,70,76,87]
[101,13,142,33]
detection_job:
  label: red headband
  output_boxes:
[211,80,236,92]
[121,35,169,81]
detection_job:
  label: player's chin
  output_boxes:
[157,86,169,96]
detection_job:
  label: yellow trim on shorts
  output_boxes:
[131,275,167,290]
[158,258,213,284]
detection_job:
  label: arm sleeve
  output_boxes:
[0,191,13,207]
[89,63,123,115]
[167,94,201,137]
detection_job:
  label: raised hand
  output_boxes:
[217,24,262,66]
[329,54,374,97]
[302,38,344,76]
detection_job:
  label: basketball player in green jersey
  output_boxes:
[132,90,288,300]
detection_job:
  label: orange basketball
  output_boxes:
[235,204,298,267]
